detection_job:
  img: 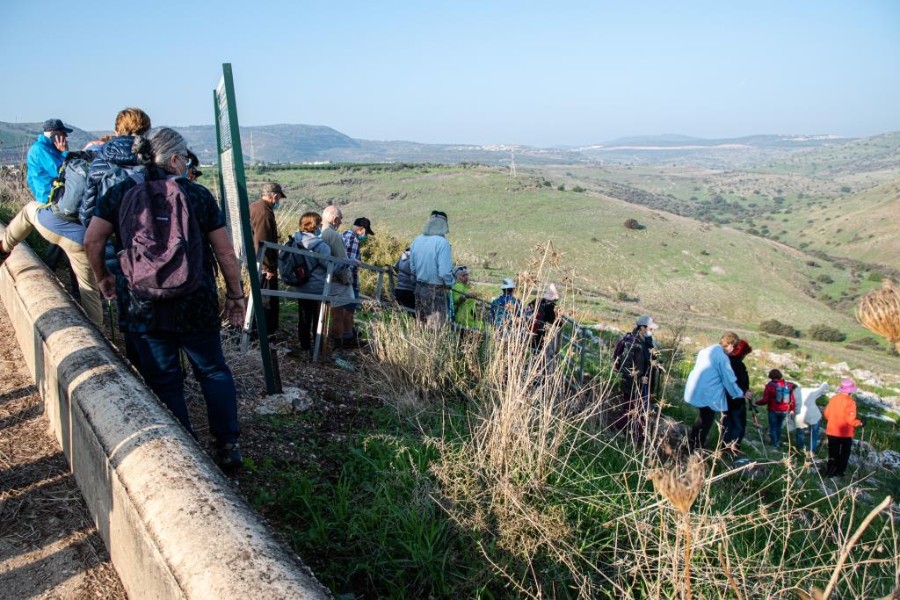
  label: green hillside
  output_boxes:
[240,164,899,371]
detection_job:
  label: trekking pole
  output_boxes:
[750,398,768,459]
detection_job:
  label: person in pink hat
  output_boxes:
[822,378,863,477]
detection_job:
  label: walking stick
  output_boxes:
[750,398,768,459]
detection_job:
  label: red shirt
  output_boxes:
[756,379,795,413]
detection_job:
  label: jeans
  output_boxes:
[768,411,788,449]
[795,422,821,453]
[130,330,239,445]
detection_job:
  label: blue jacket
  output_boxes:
[409,234,453,286]
[684,343,744,412]
[26,135,66,203]
[83,136,144,227]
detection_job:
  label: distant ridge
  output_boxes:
[0,119,893,168]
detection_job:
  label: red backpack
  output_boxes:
[117,178,204,300]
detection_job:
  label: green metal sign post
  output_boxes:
[214,63,277,394]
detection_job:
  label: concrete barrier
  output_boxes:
[0,229,331,600]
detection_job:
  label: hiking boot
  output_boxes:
[215,442,243,471]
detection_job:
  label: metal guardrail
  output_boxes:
[247,241,616,381]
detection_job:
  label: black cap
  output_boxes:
[353,217,374,235]
[42,119,73,134]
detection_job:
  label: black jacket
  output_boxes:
[728,355,750,400]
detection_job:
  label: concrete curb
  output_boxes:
[0,230,330,600]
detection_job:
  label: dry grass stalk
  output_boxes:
[821,495,893,600]
[856,279,900,351]
[649,454,705,600]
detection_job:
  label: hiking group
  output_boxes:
[2,111,244,469]
[0,111,870,479]
[683,331,865,476]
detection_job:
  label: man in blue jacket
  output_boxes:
[409,210,454,326]
[684,331,750,451]
[0,119,103,326]
[27,118,71,203]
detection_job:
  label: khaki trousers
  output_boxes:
[3,202,103,327]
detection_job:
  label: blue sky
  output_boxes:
[2,0,898,146]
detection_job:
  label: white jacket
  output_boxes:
[794,382,829,429]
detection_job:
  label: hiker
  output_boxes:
[250,182,285,338]
[722,339,752,449]
[339,217,374,347]
[489,278,519,329]
[394,247,416,310]
[409,210,454,326]
[794,382,829,455]
[83,127,246,470]
[81,108,154,365]
[612,316,654,436]
[450,265,480,328]
[822,378,863,477]
[755,369,796,451]
[287,212,331,359]
[319,205,355,348]
[82,108,153,229]
[526,283,560,350]
[0,119,104,327]
[684,332,748,451]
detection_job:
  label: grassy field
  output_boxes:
[234,163,900,375]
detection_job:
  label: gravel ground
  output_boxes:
[0,303,126,600]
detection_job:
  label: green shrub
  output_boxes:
[759,319,800,338]
[816,274,834,284]
[772,337,798,350]
[808,323,847,342]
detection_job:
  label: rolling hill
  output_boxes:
[237,163,899,373]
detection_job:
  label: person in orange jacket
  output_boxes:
[822,378,864,477]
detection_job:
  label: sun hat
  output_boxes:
[543,283,560,301]
[636,315,658,330]
[500,278,515,290]
[837,378,858,394]
[453,265,468,277]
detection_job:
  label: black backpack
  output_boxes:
[279,237,315,286]
[612,333,639,373]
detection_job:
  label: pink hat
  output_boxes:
[837,378,858,394]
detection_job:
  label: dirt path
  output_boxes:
[0,304,126,599]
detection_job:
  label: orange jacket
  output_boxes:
[823,393,862,438]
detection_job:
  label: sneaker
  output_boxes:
[215,442,243,471]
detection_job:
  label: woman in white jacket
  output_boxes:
[794,382,829,454]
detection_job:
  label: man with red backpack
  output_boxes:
[755,368,796,451]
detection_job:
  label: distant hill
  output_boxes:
[0,122,95,163]
[2,119,896,170]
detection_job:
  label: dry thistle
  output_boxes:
[649,454,706,600]
[649,453,706,514]
[856,279,900,351]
